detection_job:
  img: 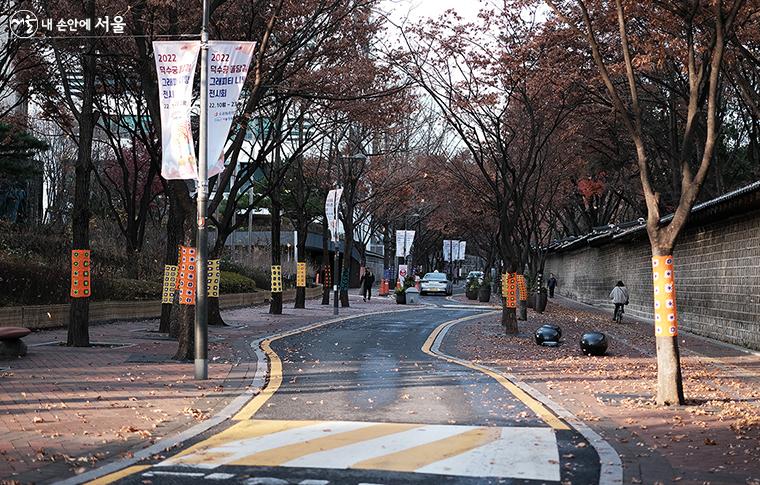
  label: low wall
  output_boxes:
[0,286,323,330]
[545,209,760,350]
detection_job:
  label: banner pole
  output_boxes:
[195,0,210,380]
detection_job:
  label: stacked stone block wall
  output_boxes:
[545,211,760,350]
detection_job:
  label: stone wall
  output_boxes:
[545,210,760,350]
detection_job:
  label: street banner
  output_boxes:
[443,240,460,262]
[398,264,409,284]
[325,188,343,242]
[153,41,201,180]
[206,41,256,178]
[458,240,467,260]
[395,230,415,257]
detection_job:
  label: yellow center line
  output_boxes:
[421,316,570,431]
[233,338,282,420]
[351,427,501,471]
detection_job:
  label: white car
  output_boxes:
[467,271,484,283]
[420,272,453,296]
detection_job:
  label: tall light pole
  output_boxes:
[194,0,210,380]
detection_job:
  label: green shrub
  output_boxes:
[220,259,270,289]
[0,258,69,306]
[98,278,162,300]
[220,271,257,294]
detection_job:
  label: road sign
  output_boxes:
[398,264,408,283]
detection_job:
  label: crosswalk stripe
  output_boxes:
[231,422,419,467]
[351,426,501,471]
[163,421,369,468]
[160,419,561,481]
[282,424,474,469]
[416,427,561,481]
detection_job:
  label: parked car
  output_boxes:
[420,272,453,296]
[467,271,484,284]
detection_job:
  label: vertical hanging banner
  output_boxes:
[325,188,343,242]
[207,259,221,297]
[70,250,91,298]
[177,246,197,305]
[297,262,307,287]
[652,255,678,337]
[395,230,415,257]
[443,240,459,262]
[458,240,467,261]
[153,41,201,180]
[206,41,256,178]
[162,264,178,304]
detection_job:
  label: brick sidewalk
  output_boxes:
[0,293,395,484]
[443,297,760,485]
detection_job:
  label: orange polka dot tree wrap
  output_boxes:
[502,273,517,308]
[70,250,91,298]
[177,246,197,305]
[652,255,677,337]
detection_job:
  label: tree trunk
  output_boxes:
[321,218,330,305]
[294,224,308,309]
[502,307,518,335]
[340,217,352,307]
[67,8,96,348]
[160,189,182,333]
[651,249,685,405]
[172,183,197,361]
[173,302,195,361]
[269,191,283,315]
[208,238,226,326]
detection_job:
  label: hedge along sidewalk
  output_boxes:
[0,286,323,330]
[0,292,396,484]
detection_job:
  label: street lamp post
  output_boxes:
[194,0,210,380]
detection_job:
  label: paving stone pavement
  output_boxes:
[0,293,395,484]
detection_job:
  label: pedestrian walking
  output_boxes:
[609,280,629,323]
[548,273,557,298]
[360,269,375,302]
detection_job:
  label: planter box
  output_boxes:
[396,292,406,304]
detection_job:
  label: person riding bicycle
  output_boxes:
[609,281,629,322]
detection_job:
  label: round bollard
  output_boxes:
[539,324,562,339]
[535,326,560,347]
[580,332,608,356]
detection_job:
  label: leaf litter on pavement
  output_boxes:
[446,299,760,484]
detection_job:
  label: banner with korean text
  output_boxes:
[458,240,466,260]
[206,41,256,178]
[395,230,415,257]
[153,41,201,180]
[325,188,343,242]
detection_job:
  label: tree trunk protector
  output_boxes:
[652,255,677,337]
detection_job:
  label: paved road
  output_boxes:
[106,298,600,484]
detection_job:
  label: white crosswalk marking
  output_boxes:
[161,420,561,481]
[283,424,473,469]
[415,427,560,481]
